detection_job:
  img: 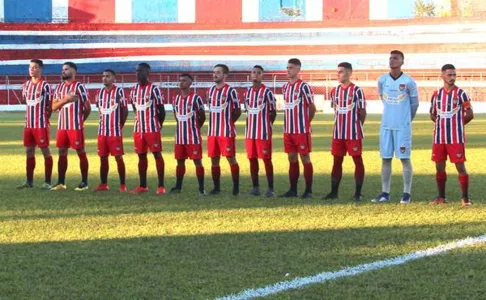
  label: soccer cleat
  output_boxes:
[279,190,298,198]
[16,182,33,189]
[322,192,338,200]
[199,189,207,196]
[119,184,127,192]
[93,184,109,192]
[74,182,89,192]
[461,198,472,207]
[130,186,149,194]
[265,188,276,198]
[40,182,52,190]
[208,188,220,195]
[233,184,240,196]
[371,192,390,203]
[249,187,261,196]
[353,194,364,202]
[156,186,166,195]
[400,193,411,204]
[50,183,67,191]
[430,197,446,205]
[169,187,181,194]
[300,191,312,199]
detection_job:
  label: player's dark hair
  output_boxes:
[288,58,302,67]
[63,61,77,71]
[253,65,264,72]
[214,64,229,74]
[104,69,116,76]
[180,73,194,81]
[338,62,352,70]
[390,50,404,60]
[138,62,151,70]
[30,59,44,68]
[441,64,456,72]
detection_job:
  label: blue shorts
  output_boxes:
[380,126,412,159]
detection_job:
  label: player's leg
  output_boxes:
[349,139,365,201]
[130,133,149,194]
[431,143,447,204]
[147,132,165,195]
[222,137,239,196]
[246,139,260,196]
[208,136,221,195]
[299,133,313,199]
[372,128,392,202]
[397,127,412,204]
[323,139,345,200]
[18,128,36,189]
[94,135,109,192]
[170,159,186,193]
[193,158,205,195]
[258,139,274,197]
[71,130,89,191]
[451,144,470,206]
[40,146,53,189]
[52,147,69,190]
[115,155,127,192]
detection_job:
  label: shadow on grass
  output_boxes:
[1,222,485,299]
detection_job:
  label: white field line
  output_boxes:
[216,234,486,300]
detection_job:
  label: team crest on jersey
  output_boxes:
[399,84,406,91]
[349,94,354,101]
[154,143,159,147]
[353,146,358,152]
[400,146,406,153]
[116,147,121,151]
[226,146,232,151]
[456,152,463,158]
[193,150,199,155]
[263,148,268,154]
[453,97,459,105]
[75,141,80,145]
[40,138,45,143]
[300,145,306,150]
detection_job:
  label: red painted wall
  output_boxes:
[69,0,115,23]
[195,0,242,24]
[324,0,369,20]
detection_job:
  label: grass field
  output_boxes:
[1,111,486,299]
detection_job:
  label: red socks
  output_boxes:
[155,156,165,187]
[458,174,469,199]
[211,166,221,190]
[116,157,126,185]
[44,156,53,184]
[138,154,148,187]
[58,155,68,184]
[175,165,186,189]
[196,165,205,191]
[77,152,89,184]
[353,155,365,195]
[249,158,259,187]
[263,158,274,189]
[289,162,299,192]
[100,158,109,184]
[26,157,36,184]
[230,163,240,185]
[303,162,313,192]
[436,171,447,198]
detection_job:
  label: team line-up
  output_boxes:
[18,50,473,206]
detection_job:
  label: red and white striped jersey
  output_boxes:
[129,83,164,133]
[173,93,204,145]
[97,85,126,137]
[207,84,239,137]
[54,81,89,130]
[331,84,366,140]
[282,80,314,134]
[430,86,471,144]
[23,79,52,129]
[244,84,276,140]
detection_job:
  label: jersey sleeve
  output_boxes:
[407,78,418,98]
[377,75,386,99]
[77,84,89,103]
[459,89,472,110]
[230,88,239,109]
[118,88,126,107]
[429,91,437,115]
[95,90,101,108]
[356,87,366,109]
[330,87,336,108]
[128,87,135,105]
[152,86,164,106]
[266,89,277,111]
[44,83,53,103]
[301,83,314,104]
[195,95,205,111]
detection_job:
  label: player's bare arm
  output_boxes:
[232,107,241,122]
[157,104,166,127]
[410,95,419,120]
[309,102,317,122]
[121,105,128,128]
[464,106,474,124]
[51,94,78,111]
[198,109,206,128]
[359,108,367,124]
[83,101,91,121]
[270,109,277,124]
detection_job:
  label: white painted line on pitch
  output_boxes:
[216,234,486,300]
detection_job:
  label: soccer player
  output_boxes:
[129,63,166,194]
[93,69,128,192]
[281,58,316,199]
[323,62,366,201]
[372,50,419,204]
[244,65,277,197]
[17,59,54,190]
[430,64,473,206]
[207,64,241,196]
[51,62,91,191]
[169,74,206,195]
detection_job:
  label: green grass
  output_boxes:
[1,112,486,299]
